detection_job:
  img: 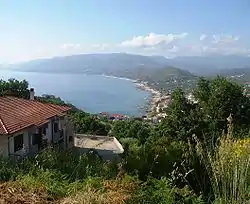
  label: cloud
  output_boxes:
[60,44,81,49]
[119,32,188,48]
[43,33,250,62]
[57,33,248,58]
[91,43,111,50]
[212,34,240,44]
[199,34,207,41]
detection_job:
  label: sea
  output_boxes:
[0,70,151,116]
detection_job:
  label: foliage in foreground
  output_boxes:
[0,149,202,203]
[1,77,250,203]
[193,133,250,204]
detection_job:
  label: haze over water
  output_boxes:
[0,70,150,116]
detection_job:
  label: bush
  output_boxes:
[127,177,175,204]
[0,156,19,181]
[190,133,250,203]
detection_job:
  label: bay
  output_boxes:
[0,70,151,116]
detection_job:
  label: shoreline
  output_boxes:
[134,81,162,116]
[101,74,137,82]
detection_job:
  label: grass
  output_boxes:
[0,131,249,203]
[191,130,250,204]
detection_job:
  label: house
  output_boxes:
[110,113,125,120]
[0,89,74,158]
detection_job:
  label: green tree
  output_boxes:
[0,78,29,98]
[110,119,152,144]
[194,77,250,131]
[156,88,203,140]
[70,111,111,135]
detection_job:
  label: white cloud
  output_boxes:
[60,44,81,49]
[91,43,111,50]
[1,32,249,63]
[199,34,207,41]
[119,32,188,48]
[212,34,240,44]
[60,33,248,58]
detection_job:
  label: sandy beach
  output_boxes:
[134,81,172,119]
[135,81,162,113]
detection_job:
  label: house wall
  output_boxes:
[4,114,74,158]
[8,128,31,157]
[0,135,9,157]
[51,116,74,150]
[47,121,53,143]
[64,116,74,149]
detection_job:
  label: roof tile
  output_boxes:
[0,96,71,135]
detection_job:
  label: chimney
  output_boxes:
[30,88,35,100]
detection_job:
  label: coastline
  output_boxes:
[101,74,137,82]
[101,74,170,117]
[134,81,162,116]
[102,74,161,116]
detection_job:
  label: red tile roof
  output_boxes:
[111,114,124,118]
[0,96,71,135]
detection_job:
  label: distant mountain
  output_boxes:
[9,52,250,82]
[219,67,250,76]
[216,67,250,84]
[11,53,170,74]
[169,55,250,76]
[9,53,197,91]
[10,53,250,76]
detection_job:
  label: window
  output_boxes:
[42,124,48,135]
[53,122,59,133]
[14,134,23,152]
[69,136,73,142]
[60,129,64,138]
[32,134,39,145]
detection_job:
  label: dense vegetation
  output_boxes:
[0,77,250,203]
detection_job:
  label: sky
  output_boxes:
[0,0,250,63]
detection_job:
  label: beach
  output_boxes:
[134,81,171,117]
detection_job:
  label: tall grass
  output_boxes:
[0,148,119,199]
[192,122,250,204]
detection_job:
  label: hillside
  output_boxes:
[9,53,250,77]
[9,53,197,91]
[10,52,250,91]
[169,55,250,75]
[145,67,197,91]
[12,53,169,74]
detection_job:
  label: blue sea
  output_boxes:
[0,70,151,116]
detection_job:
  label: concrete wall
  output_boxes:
[0,135,9,157]
[9,128,31,157]
[75,147,121,161]
[47,120,53,144]
[65,116,74,149]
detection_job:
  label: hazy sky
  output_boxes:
[0,0,250,63]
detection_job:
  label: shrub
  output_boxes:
[0,156,19,181]
[192,134,250,203]
[126,177,175,204]
[123,137,186,180]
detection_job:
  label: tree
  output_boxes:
[70,111,111,135]
[110,119,152,144]
[0,78,29,98]
[194,77,250,130]
[157,77,250,141]
[156,88,203,140]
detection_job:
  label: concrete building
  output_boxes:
[0,90,74,159]
[74,134,124,160]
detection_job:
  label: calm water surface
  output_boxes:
[0,70,150,116]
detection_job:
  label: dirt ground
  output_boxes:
[0,178,136,204]
[0,183,54,204]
